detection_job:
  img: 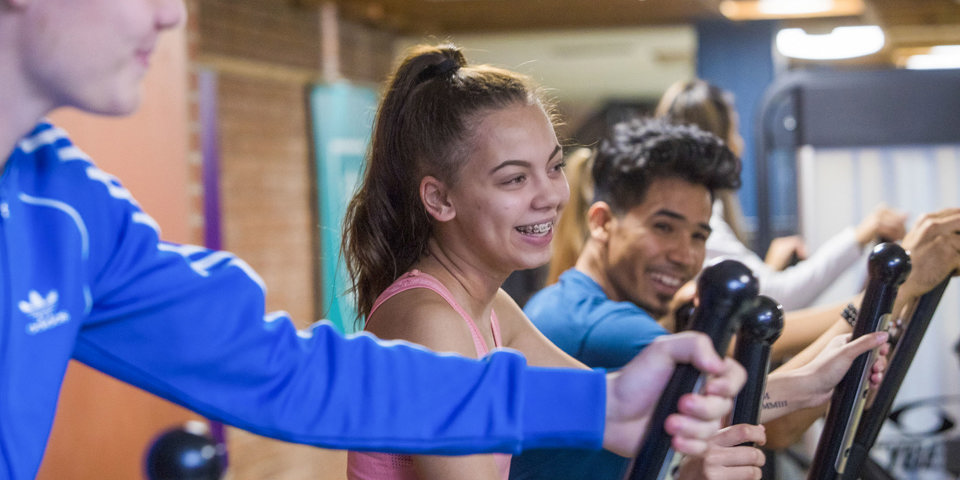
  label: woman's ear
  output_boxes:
[420,175,455,222]
[586,202,613,242]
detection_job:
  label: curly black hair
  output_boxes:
[591,116,741,215]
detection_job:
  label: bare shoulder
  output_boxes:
[365,288,479,358]
[492,288,536,343]
[493,288,586,369]
[492,289,527,320]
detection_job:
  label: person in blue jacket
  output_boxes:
[0,0,749,478]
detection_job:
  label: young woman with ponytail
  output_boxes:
[341,44,747,480]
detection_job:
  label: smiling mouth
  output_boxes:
[651,272,684,289]
[516,222,553,236]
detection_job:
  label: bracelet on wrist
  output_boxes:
[841,303,858,327]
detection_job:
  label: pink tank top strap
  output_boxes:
[489,310,502,351]
[370,270,501,356]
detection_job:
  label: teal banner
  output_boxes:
[309,82,378,333]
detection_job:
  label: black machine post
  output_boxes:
[731,295,784,432]
[842,276,952,479]
[806,242,911,480]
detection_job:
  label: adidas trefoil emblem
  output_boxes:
[20,290,71,334]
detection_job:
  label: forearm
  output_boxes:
[510,321,589,370]
[759,228,863,310]
[891,285,923,326]
[779,319,852,368]
[758,317,887,449]
[771,299,855,362]
[760,318,854,425]
[762,404,827,450]
[757,370,820,424]
[412,453,503,479]
[753,369,829,449]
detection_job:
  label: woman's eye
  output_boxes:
[506,175,526,185]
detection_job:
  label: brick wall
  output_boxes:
[195,1,395,478]
[186,0,206,245]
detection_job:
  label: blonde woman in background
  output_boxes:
[545,147,594,286]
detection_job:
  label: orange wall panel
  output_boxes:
[36,27,199,480]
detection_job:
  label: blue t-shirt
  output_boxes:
[510,269,669,480]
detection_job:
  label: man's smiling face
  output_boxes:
[602,176,712,318]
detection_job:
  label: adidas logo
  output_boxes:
[19,290,70,334]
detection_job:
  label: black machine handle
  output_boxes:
[674,300,696,333]
[146,422,226,480]
[840,276,952,479]
[731,295,785,431]
[625,259,759,480]
[806,242,911,480]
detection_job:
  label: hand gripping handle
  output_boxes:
[806,242,911,480]
[841,275,952,479]
[625,259,758,480]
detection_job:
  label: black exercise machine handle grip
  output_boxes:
[674,300,696,333]
[806,242,911,480]
[625,259,758,480]
[731,295,784,432]
[841,275,952,479]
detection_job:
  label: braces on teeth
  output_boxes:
[520,223,551,234]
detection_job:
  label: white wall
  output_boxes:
[398,26,696,114]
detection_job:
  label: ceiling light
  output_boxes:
[719,0,863,20]
[776,25,885,60]
[906,45,960,70]
[758,0,833,15]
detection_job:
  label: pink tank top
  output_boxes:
[347,270,511,480]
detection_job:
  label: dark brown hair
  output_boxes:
[341,43,554,320]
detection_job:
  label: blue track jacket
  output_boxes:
[0,122,605,478]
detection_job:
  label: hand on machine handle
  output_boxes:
[624,259,758,480]
[672,424,767,480]
[841,275,953,479]
[806,242,911,480]
[854,204,908,247]
[669,293,780,480]
[603,333,746,458]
